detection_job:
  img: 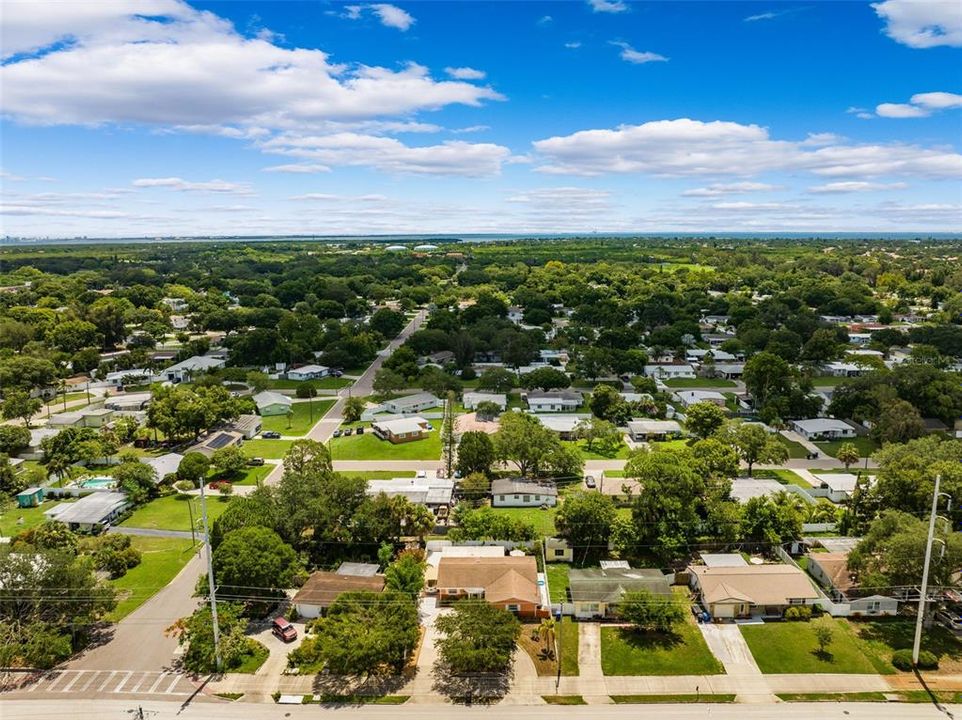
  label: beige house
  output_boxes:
[436,555,546,619]
[544,537,573,563]
[688,564,820,620]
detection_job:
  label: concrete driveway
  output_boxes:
[698,623,762,675]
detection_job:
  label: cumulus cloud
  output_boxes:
[343,4,415,30]
[532,118,962,178]
[872,0,962,48]
[876,103,932,118]
[681,182,778,197]
[589,0,628,13]
[445,67,486,80]
[808,181,908,193]
[132,177,254,194]
[875,91,962,118]
[565,41,583,49]
[610,41,668,64]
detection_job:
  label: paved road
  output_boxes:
[3,698,958,719]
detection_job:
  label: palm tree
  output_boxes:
[836,441,860,471]
[539,618,556,658]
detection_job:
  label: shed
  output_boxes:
[16,487,44,508]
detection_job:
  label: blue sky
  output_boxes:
[1,0,960,237]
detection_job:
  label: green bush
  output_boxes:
[295,384,317,398]
[783,605,813,621]
[893,648,939,671]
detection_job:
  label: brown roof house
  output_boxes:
[435,556,547,619]
[688,564,820,620]
[292,570,385,619]
[806,552,900,617]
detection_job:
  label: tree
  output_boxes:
[177,452,211,487]
[618,589,686,633]
[369,308,406,339]
[441,391,456,477]
[743,351,791,407]
[1,389,42,427]
[457,472,490,506]
[474,400,502,422]
[871,398,926,444]
[814,618,834,658]
[212,445,247,478]
[449,505,537,542]
[835,442,860,471]
[726,423,788,476]
[0,424,31,455]
[739,493,805,545]
[589,384,630,423]
[212,525,300,599]
[434,600,521,675]
[520,366,570,391]
[245,371,270,393]
[0,455,28,496]
[49,320,101,353]
[112,459,158,505]
[343,396,366,424]
[289,591,419,675]
[684,402,727,440]
[555,491,616,559]
[477,367,516,393]
[494,411,583,479]
[574,417,621,455]
[372,368,406,398]
[457,431,495,477]
[210,488,279,548]
[384,550,426,596]
[167,602,250,673]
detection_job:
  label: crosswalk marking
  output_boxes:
[61,671,84,692]
[113,671,133,692]
[45,672,72,692]
[7,669,194,698]
[97,670,118,693]
[164,674,182,694]
[146,672,168,694]
[76,672,99,693]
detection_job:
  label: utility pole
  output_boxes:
[913,474,949,666]
[198,477,222,672]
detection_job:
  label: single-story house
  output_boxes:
[730,477,789,503]
[791,418,856,441]
[292,570,386,619]
[491,478,558,507]
[425,544,507,587]
[163,355,226,383]
[104,392,152,412]
[436,555,545,618]
[187,430,244,458]
[103,368,152,387]
[418,350,455,367]
[643,363,696,380]
[79,407,114,427]
[287,364,329,381]
[627,419,682,442]
[686,349,739,363]
[21,428,60,460]
[544,537,574,563]
[231,413,263,439]
[713,363,746,379]
[523,390,582,413]
[142,452,183,483]
[367,476,454,509]
[44,491,130,533]
[533,413,590,440]
[822,362,865,378]
[675,390,727,408]
[806,551,899,616]
[812,472,864,502]
[382,392,442,415]
[16,487,44,508]
[47,412,84,428]
[371,415,431,443]
[463,391,507,411]
[688,564,820,620]
[700,553,749,568]
[568,567,672,619]
[253,391,292,416]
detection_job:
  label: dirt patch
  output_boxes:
[518,624,559,677]
[455,413,499,435]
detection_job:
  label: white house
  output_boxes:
[382,392,442,415]
[142,452,184,483]
[104,392,152,412]
[643,363,696,379]
[823,361,865,378]
[791,418,856,441]
[627,419,682,441]
[523,390,582,413]
[713,363,745,379]
[686,349,739,363]
[367,477,454,509]
[163,355,225,383]
[675,390,726,408]
[491,478,558,507]
[103,368,152,387]
[812,472,864,502]
[253,390,293,416]
[45,491,130,533]
[287,364,329,381]
[533,414,591,440]
[463,392,507,411]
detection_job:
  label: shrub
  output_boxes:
[783,606,813,621]
[175,480,194,492]
[893,649,939,670]
[460,367,476,381]
[295,383,317,398]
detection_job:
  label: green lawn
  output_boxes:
[489,506,557,537]
[564,439,630,461]
[850,619,962,675]
[546,563,570,603]
[0,498,73,537]
[740,618,877,674]
[775,433,809,459]
[767,469,813,488]
[776,692,887,702]
[259,400,335,436]
[108,536,196,620]
[663,378,735,388]
[330,428,442,461]
[649,438,689,451]
[542,695,585,705]
[603,469,625,478]
[815,436,879,459]
[601,622,723,676]
[242,438,295,459]
[233,640,270,673]
[559,617,579,676]
[120,493,231,532]
[811,376,843,387]
[212,464,273,487]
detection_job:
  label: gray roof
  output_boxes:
[525,390,582,403]
[367,477,454,506]
[253,390,291,408]
[232,414,262,433]
[45,492,129,526]
[388,392,440,409]
[336,562,381,577]
[142,452,183,481]
[568,567,671,603]
[491,478,558,497]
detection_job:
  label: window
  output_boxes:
[534,495,540,501]
[523,495,531,502]
[554,549,565,557]
[499,495,505,501]
[868,601,881,611]
[506,604,520,612]
[789,598,804,605]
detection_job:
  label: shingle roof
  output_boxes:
[568,567,671,604]
[436,556,539,606]
[491,478,558,497]
[690,565,820,606]
[292,571,385,608]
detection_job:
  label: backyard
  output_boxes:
[488,505,558,537]
[330,428,442,461]
[740,618,877,674]
[545,563,570,603]
[258,399,334,436]
[212,463,273,487]
[108,535,196,620]
[120,492,232,532]
[0,498,74,536]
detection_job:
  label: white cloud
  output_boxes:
[445,66,486,80]
[533,118,962,178]
[290,193,389,202]
[610,41,668,64]
[565,41,583,49]
[589,0,628,13]
[538,15,553,25]
[874,91,962,118]
[0,2,499,130]
[369,4,415,31]
[876,103,931,118]
[132,177,254,194]
[808,181,908,193]
[259,133,512,177]
[451,125,490,134]
[261,163,332,174]
[912,91,962,109]
[872,0,962,48]
[681,182,778,197]
[744,12,778,22]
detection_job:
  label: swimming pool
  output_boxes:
[78,477,116,489]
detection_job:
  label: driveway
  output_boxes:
[577,622,604,680]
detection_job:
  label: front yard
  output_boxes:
[242,438,295,459]
[517,618,579,677]
[775,434,809,459]
[815,436,879,459]
[330,428,442,461]
[108,535,196,620]
[267,377,352,390]
[850,618,962,675]
[120,493,231,532]
[564,439,631,461]
[258,399,335,436]
[740,618,877,674]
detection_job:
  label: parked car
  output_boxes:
[247,457,265,466]
[937,609,962,631]
[343,428,353,436]
[332,429,342,438]
[272,617,297,642]
[262,430,281,439]
[585,475,597,489]
[356,426,364,435]
[416,470,427,479]
[331,369,343,377]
